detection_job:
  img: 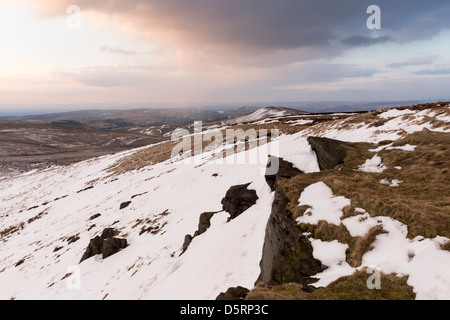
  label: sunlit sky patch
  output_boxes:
[1,0,450,112]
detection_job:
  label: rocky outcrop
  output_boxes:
[221,183,259,221]
[216,286,250,300]
[264,156,304,191]
[79,228,127,263]
[181,211,221,255]
[307,136,347,170]
[258,189,324,284]
[258,157,324,285]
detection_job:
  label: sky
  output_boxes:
[1,0,450,113]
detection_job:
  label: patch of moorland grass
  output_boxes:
[246,269,415,300]
[279,129,449,275]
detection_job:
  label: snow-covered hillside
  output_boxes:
[0,103,449,300]
[225,106,306,125]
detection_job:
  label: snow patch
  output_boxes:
[296,182,351,226]
[309,238,354,287]
[378,109,415,119]
[358,155,387,173]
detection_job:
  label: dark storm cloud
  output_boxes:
[36,0,450,54]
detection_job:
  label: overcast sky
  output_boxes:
[1,0,450,112]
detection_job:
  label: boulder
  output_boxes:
[79,228,127,263]
[221,183,259,221]
[102,237,128,259]
[119,201,132,210]
[307,136,347,170]
[216,286,250,300]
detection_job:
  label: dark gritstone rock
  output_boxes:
[89,213,101,220]
[216,286,250,300]
[194,212,217,237]
[221,183,259,221]
[119,201,132,210]
[102,237,128,259]
[180,211,221,256]
[258,189,324,285]
[181,234,193,255]
[15,259,25,267]
[79,228,127,263]
[307,136,347,170]
[264,156,304,192]
[100,228,115,239]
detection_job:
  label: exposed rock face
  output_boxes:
[221,183,259,221]
[264,156,304,191]
[258,157,323,285]
[79,228,127,263]
[258,189,324,284]
[216,286,250,300]
[102,237,128,259]
[181,234,194,255]
[194,212,217,237]
[307,136,347,170]
[180,211,221,255]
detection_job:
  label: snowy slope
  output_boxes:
[0,131,318,300]
[0,104,449,300]
[225,107,306,125]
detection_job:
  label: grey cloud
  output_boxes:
[412,68,450,76]
[387,56,437,68]
[341,35,391,47]
[29,0,450,66]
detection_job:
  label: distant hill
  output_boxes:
[225,106,308,124]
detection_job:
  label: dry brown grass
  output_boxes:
[246,269,415,300]
[282,129,450,240]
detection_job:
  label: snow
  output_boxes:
[369,143,393,152]
[390,179,402,187]
[386,144,417,151]
[227,107,298,124]
[378,109,415,119]
[362,219,450,300]
[302,106,449,144]
[1,104,449,300]
[309,238,354,287]
[277,134,320,173]
[342,213,380,237]
[379,179,402,187]
[296,182,351,226]
[358,155,387,173]
[0,130,320,300]
[297,181,450,299]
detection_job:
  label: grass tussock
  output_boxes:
[246,269,415,300]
